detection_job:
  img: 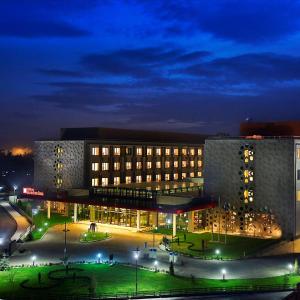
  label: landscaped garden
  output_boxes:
[79,231,111,243]
[0,263,297,299]
[168,232,277,259]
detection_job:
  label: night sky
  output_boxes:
[1,0,300,148]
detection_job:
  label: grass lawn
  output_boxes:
[0,263,297,299]
[79,231,111,243]
[169,232,278,259]
[30,212,72,241]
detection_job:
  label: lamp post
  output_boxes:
[154,260,158,272]
[62,222,70,266]
[133,248,140,296]
[31,255,36,266]
[13,185,17,203]
[221,268,226,281]
[153,226,157,247]
[97,253,102,263]
[215,249,220,259]
[288,263,293,275]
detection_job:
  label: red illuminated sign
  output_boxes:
[23,187,44,197]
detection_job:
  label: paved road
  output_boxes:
[10,222,299,280]
[0,202,17,251]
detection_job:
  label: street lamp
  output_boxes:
[215,249,220,258]
[221,268,226,280]
[13,185,17,202]
[154,260,158,272]
[288,263,293,275]
[133,248,140,295]
[31,255,36,266]
[44,222,48,226]
[97,253,102,263]
[153,226,157,247]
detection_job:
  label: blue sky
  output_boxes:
[1,0,300,147]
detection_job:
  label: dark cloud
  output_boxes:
[37,68,84,78]
[150,0,300,43]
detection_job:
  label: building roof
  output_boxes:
[60,127,208,144]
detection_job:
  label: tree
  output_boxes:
[0,257,9,271]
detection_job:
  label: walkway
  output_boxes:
[0,202,16,250]
[10,222,299,280]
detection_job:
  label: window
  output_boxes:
[198,148,202,156]
[297,148,300,159]
[174,173,178,180]
[114,177,120,185]
[197,160,202,167]
[146,175,152,182]
[156,148,161,156]
[92,147,99,156]
[165,148,171,156]
[114,147,120,155]
[92,178,99,187]
[190,148,195,156]
[174,148,179,156]
[190,160,195,167]
[155,174,161,182]
[182,172,186,179]
[101,177,108,186]
[147,147,152,156]
[55,162,63,171]
[197,171,202,177]
[182,148,187,155]
[126,147,132,155]
[147,161,152,169]
[174,161,178,168]
[114,162,120,171]
[165,174,170,181]
[92,162,99,171]
[297,191,300,201]
[190,172,194,178]
[156,161,161,169]
[165,161,170,168]
[136,147,142,155]
[126,176,132,184]
[136,162,142,169]
[102,147,109,155]
[182,160,187,168]
[102,162,109,171]
[126,162,132,170]
[136,175,142,183]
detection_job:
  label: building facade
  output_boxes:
[204,136,300,239]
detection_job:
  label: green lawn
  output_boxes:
[0,263,297,299]
[79,231,111,243]
[29,212,72,241]
[169,232,277,259]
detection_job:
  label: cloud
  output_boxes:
[37,68,84,78]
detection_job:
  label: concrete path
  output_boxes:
[10,222,299,280]
[0,202,17,250]
[0,201,31,242]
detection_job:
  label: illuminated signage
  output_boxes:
[23,187,44,197]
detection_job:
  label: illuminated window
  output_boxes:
[113,147,120,155]
[145,161,151,169]
[55,162,63,171]
[182,160,187,168]
[165,173,170,181]
[102,147,109,155]
[101,177,108,186]
[198,148,202,156]
[297,191,300,201]
[102,162,109,171]
[156,174,161,182]
[182,172,186,179]
[244,149,254,163]
[126,147,132,155]
[126,162,132,170]
[114,177,120,185]
[174,148,179,156]
[92,163,99,171]
[136,147,142,155]
[197,160,202,167]
[136,162,142,169]
[126,176,132,184]
[55,146,63,155]
[190,160,195,167]
[136,175,142,183]
[165,161,170,168]
[182,148,187,155]
[190,148,195,156]
[114,162,120,170]
[197,171,202,177]
[190,172,194,178]
[92,178,99,187]
[55,177,63,187]
[174,173,178,180]
[156,148,161,156]
[92,147,99,156]
[165,148,171,156]
[146,175,152,182]
[297,148,300,159]
[147,147,152,156]
[156,161,161,169]
[174,161,178,168]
